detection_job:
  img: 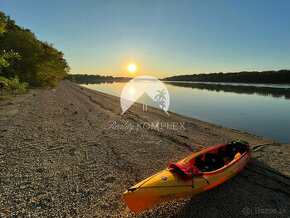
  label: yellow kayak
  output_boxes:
[123,140,251,213]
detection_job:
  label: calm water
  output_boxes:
[82,82,290,143]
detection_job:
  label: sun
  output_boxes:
[128,64,136,73]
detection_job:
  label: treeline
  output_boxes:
[163,70,290,84]
[167,82,290,100]
[68,74,131,84]
[0,11,69,88]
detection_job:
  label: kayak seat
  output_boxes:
[185,141,248,173]
[204,153,225,171]
[218,148,231,164]
[194,153,224,172]
[194,155,207,172]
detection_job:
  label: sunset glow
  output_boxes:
[128,64,136,73]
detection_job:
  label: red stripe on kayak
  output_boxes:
[204,177,227,191]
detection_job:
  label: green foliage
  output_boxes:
[0,50,21,70]
[0,76,29,95]
[68,74,131,84]
[0,11,69,87]
[163,70,290,84]
[0,12,6,35]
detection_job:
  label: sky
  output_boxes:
[1,0,290,78]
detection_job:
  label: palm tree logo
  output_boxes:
[154,89,167,109]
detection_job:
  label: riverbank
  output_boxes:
[0,81,289,217]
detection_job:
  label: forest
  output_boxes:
[0,11,69,95]
[68,74,131,84]
[167,82,290,100]
[163,70,290,84]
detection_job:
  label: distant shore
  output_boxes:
[163,69,290,84]
[67,69,290,85]
[0,81,289,217]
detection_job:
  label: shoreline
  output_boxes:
[0,81,289,217]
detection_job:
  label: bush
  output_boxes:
[0,76,29,95]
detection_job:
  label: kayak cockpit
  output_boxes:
[193,140,249,172]
[168,141,250,180]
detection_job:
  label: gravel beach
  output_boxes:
[0,81,289,217]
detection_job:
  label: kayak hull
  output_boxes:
[123,142,251,213]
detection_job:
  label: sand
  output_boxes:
[0,81,289,217]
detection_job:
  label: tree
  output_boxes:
[0,11,69,87]
[0,12,21,75]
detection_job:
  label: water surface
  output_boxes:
[82,82,290,143]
